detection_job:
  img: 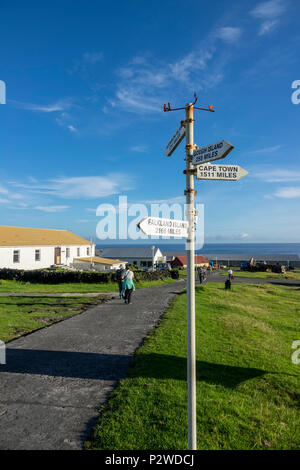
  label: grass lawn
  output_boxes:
[87,282,300,450]
[0,277,177,294]
[219,269,300,281]
[0,295,107,342]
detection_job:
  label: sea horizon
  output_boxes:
[96,242,300,256]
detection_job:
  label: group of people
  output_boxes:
[116,264,135,304]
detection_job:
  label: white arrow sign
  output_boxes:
[192,140,234,165]
[137,217,189,238]
[164,124,185,156]
[196,164,248,181]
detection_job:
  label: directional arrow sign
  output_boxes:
[192,140,234,165]
[196,163,248,181]
[137,217,189,238]
[164,124,185,156]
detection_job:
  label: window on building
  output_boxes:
[13,250,20,263]
[77,247,80,257]
[87,247,90,256]
[141,261,147,267]
[35,249,41,261]
[133,261,137,265]
[66,248,70,258]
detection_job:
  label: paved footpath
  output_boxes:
[0,281,185,450]
[204,272,300,286]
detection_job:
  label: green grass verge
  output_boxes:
[0,277,177,294]
[0,295,107,342]
[87,282,300,450]
[219,269,300,281]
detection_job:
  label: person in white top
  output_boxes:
[228,268,233,280]
[124,268,134,280]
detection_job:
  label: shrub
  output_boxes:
[170,269,180,280]
[0,268,173,284]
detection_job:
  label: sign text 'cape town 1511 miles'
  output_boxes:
[192,140,234,165]
[196,164,248,181]
[137,217,189,238]
[164,124,185,156]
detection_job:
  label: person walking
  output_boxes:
[116,264,127,299]
[228,268,233,281]
[197,267,204,284]
[124,267,134,280]
[122,272,135,304]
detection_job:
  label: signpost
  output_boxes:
[147,94,247,451]
[192,139,234,166]
[164,124,185,156]
[196,163,248,181]
[137,216,189,238]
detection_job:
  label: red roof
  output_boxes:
[172,255,208,265]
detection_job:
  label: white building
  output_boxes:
[100,246,164,269]
[72,256,127,272]
[0,225,95,270]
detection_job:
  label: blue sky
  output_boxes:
[1,0,300,244]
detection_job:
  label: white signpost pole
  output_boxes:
[185,103,197,450]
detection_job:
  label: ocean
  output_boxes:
[96,243,300,256]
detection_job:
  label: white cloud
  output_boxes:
[82,52,103,64]
[130,145,148,153]
[274,187,300,198]
[254,168,300,182]
[250,0,286,36]
[10,174,134,199]
[0,185,30,207]
[111,23,239,114]
[248,145,282,154]
[216,27,242,43]
[70,51,103,74]
[258,19,278,35]
[55,112,78,133]
[34,205,70,212]
[251,0,285,18]
[0,185,9,194]
[12,98,73,113]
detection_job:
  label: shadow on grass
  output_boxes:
[132,353,268,388]
[269,281,300,287]
[0,350,268,389]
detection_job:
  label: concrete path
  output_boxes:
[0,281,185,450]
[203,272,300,286]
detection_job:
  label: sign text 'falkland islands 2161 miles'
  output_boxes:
[196,164,248,181]
[164,124,185,156]
[192,140,234,165]
[137,217,189,238]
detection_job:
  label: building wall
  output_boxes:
[116,253,162,268]
[72,261,118,272]
[99,249,165,268]
[0,244,95,270]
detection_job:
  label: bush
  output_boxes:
[0,268,173,284]
[170,269,179,280]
